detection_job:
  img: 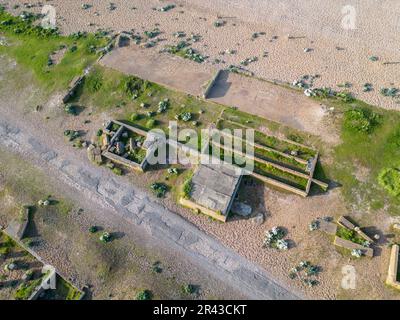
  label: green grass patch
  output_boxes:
[336,226,365,246]
[323,97,400,215]
[0,10,108,94]
[15,278,42,300]
[378,168,400,197]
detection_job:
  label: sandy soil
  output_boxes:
[1,0,399,110]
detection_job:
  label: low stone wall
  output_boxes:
[180,197,227,222]
[3,229,85,300]
[102,121,149,171]
[5,207,30,240]
[203,69,222,99]
[62,76,84,104]
[338,216,374,243]
[333,236,374,257]
[102,151,145,172]
[317,218,337,235]
[250,172,308,197]
[386,245,400,290]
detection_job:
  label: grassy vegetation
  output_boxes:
[217,114,317,160]
[15,278,42,300]
[212,143,309,190]
[0,9,108,93]
[336,226,365,246]
[53,275,83,300]
[254,162,308,190]
[319,96,400,215]
[0,151,73,217]
[182,175,193,199]
[0,232,44,300]
[72,64,224,134]
[0,233,14,256]
[136,289,152,300]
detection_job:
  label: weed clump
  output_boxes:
[343,107,381,133]
[378,167,400,197]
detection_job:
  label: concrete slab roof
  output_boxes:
[191,163,243,216]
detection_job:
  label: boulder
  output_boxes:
[87,144,103,165]
[251,213,265,225]
[231,202,252,217]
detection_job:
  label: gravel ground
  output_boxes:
[1,0,399,110]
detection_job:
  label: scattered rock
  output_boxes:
[251,213,265,225]
[231,202,252,217]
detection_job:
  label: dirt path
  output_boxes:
[0,97,301,300]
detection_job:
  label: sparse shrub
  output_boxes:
[99,232,112,243]
[309,220,319,231]
[167,168,179,175]
[130,112,140,121]
[152,262,162,273]
[146,119,156,129]
[96,129,103,137]
[380,87,399,98]
[89,226,98,233]
[182,177,192,199]
[112,167,123,176]
[86,71,103,92]
[64,104,77,116]
[378,167,400,197]
[351,249,363,258]
[158,99,169,113]
[343,107,381,133]
[136,289,152,300]
[182,284,196,295]
[304,279,319,287]
[263,227,289,250]
[150,183,168,198]
[289,261,320,287]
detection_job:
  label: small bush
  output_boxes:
[86,71,103,92]
[152,262,162,273]
[182,178,192,199]
[120,76,149,96]
[182,284,196,295]
[112,167,123,176]
[378,167,400,197]
[336,226,365,246]
[136,289,152,300]
[343,107,381,133]
[130,113,140,121]
[146,119,156,129]
[99,232,112,243]
[15,279,42,300]
[150,183,168,198]
[64,104,78,116]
